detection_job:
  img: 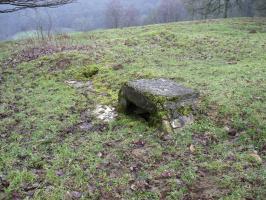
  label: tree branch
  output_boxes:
[0,0,75,13]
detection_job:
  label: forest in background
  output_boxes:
[0,0,265,40]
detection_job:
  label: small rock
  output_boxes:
[224,126,230,132]
[93,105,117,122]
[97,152,103,158]
[161,134,173,141]
[162,120,174,134]
[130,184,137,191]
[179,115,194,125]
[176,179,182,185]
[171,119,182,129]
[79,122,94,131]
[65,80,93,90]
[189,144,196,153]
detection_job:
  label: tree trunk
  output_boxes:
[224,0,229,18]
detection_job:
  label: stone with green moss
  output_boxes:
[75,65,99,80]
[118,78,199,133]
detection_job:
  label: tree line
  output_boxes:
[105,0,266,28]
[0,0,265,40]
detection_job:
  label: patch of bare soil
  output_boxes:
[2,43,91,68]
[188,169,229,200]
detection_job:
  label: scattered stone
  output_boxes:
[224,126,230,132]
[93,105,117,122]
[171,119,182,129]
[97,152,103,158]
[118,78,199,133]
[79,122,94,131]
[162,120,174,134]
[161,134,173,141]
[65,80,93,90]
[176,179,182,185]
[189,144,196,153]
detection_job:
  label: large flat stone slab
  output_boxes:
[118,78,199,132]
[126,79,198,98]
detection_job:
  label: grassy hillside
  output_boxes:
[0,18,266,199]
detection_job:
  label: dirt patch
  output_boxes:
[54,58,72,71]
[3,44,91,68]
[192,132,218,146]
[188,169,229,199]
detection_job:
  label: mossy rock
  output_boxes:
[118,78,199,132]
[75,65,99,80]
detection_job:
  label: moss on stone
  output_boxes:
[75,65,99,80]
[176,106,193,116]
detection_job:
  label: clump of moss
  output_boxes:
[75,65,99,80]
[176,106,193,116]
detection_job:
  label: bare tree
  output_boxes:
[105,0,123,28]
[123,5,140,27]
[184,0,198,20]
[255,0,266,16]
[185,0,266,19]
[0,0,74,13]
[157,0,185,23]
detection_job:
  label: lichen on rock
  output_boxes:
[118,78,199,133]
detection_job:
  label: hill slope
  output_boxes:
[0,18,266,199]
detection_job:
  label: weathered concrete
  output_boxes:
[118,78,199,133]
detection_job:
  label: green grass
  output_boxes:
[0,18,266,199]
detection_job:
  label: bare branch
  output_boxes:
[0,0,75,13]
